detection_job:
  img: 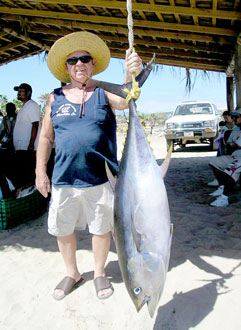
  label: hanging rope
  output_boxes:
[126,0,134,52]
[124,0,141,103]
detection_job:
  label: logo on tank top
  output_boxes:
[56,104,77,116]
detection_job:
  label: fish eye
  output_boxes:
[133,287,142,295]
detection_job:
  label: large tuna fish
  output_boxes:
[88,58,173,317]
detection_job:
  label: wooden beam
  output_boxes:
[31,27,230,54]
[1,14,235,44]
[25,0,241,20]
[0,41,23,52]
[110,50,226,72]
[109,44,225,63]
[0,32,9,38]
[0,50,42,66]
[0,7,237,36]
[3,28,50,50]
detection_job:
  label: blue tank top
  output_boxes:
[51,87,118,187]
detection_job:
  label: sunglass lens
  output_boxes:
[66,57,78,65]
[80,56,92,63]
[66,56,92,65]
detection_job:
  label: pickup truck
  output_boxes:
[164,101,222,151]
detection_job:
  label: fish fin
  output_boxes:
[135,54,155,88]
[131,222,142,253]
[131,203,143,253]
[85,76,128,99]
[85,54,155,98]
[105,161,116,191]
[159,144,172,178]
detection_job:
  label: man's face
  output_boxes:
[235,116,241,128]
[223,115,233,123]
[65,51,96,83]
[17,88,29,101]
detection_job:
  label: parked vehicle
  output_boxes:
[164,101,222,151]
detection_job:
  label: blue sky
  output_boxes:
[0,51,230,114]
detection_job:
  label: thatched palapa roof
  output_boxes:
[0,0,240,74]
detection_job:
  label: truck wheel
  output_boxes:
[166,139,174,152]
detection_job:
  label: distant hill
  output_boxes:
[116,111,171,134]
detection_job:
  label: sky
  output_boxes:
[0,51,232,114]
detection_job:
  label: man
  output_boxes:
[222,110,236,130]
[13,83,41,187]
[208,110,239,186]
[209,111,241,207]
[0,102,17,150]
[35,31,142,300]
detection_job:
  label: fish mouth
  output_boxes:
[136,295,151,312]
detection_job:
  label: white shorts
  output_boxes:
[209,155,241,182]
[48,182,114,237]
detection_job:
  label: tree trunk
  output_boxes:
[226,76,234,112]
[234,43,241,111]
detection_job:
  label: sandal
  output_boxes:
[94,276,114,300]
[53,276,84,301]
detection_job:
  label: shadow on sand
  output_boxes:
[0,151,241,328]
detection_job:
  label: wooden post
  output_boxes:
[234,42,241,111]
[226,76,234,112]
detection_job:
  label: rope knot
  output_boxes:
[123,73,141,104]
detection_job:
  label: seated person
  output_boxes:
[222,110,237,130]
[208,111,241,207]
[215,120,229,156]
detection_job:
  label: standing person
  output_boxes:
[0,111,3,134]
[13,83,41,187]
[0,103,17,187]
[0,102,17,151]
[35,31,142,301]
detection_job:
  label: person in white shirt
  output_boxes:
[13,83,41,187]
[209,111,241,207]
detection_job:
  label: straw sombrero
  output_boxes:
[47,31,110,83]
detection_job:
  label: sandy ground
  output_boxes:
[0,133,241,330]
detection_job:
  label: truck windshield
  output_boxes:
[174,104,213,116]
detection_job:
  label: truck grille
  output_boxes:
[181,123,202,128]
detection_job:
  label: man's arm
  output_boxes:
[28,121,39,151]
[35,94,55,197]
[106,49,142,111]
[226,130,241,153]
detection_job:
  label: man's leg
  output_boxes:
[92,232,112,298]
[210,171,235,207]
[223,173,236,196]
[54,232,82,299]
[210,166,226,186]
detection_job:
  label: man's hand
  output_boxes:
[36,172,51,198]
[125,49,142,83]
[28,142,35,151]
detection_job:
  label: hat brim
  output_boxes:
[47,31,110,83]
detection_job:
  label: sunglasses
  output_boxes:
[66,55,93,65]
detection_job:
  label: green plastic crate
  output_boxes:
[0,190,48,230]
